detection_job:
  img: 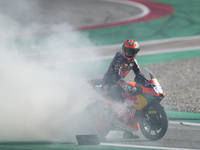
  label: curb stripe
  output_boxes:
[170,121,200,127]
[76,0,174,30]
[16,0,174,37]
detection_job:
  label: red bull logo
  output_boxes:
[122,93,141,107]
[125,107,136,117]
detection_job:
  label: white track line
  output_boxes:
[24,36,200,64]
[140,35,200,45]
[100,122,200,150]
[170,121,200,127]
[88,46,200,61]
[95,35,200,50]
[101,143,199,150]
[35,46,200,64]
[139,46,200,56]
[101,0,150,22]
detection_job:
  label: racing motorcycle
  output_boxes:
[86,67,168,141]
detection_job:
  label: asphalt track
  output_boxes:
[1,0,200,149]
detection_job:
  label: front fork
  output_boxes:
[145,104,164,129]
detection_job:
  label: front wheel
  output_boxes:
[139,106,168,141]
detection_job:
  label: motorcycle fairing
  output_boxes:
[122,93,148,110]
[133,95,148,110]
[112,105,140,131]
[140,83,165,103]
[141,85,160,97]
[145,78,160,86]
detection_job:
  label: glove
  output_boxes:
[124,84,137,94]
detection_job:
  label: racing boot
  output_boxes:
[123,131,139,139]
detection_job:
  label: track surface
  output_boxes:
[105,122,200,149]
[1,0,200,149]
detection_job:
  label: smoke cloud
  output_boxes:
[0,3,101,142]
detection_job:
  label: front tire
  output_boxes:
[139,107,168,141]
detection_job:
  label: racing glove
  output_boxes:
[124,84,137,94]
[117,78,137,94]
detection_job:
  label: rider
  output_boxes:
[98,39,146,140]
[102,39,146,99]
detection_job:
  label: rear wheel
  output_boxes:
[139,107,168,141]
[84,100,110,137]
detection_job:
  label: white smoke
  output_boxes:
[0,6,101,142]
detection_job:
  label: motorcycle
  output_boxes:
[86,67,168,141]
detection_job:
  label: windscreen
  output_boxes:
[141,67,156,80]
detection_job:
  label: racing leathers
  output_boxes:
[102,51,145,100]
[97,51,145,135]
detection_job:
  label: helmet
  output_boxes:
[122,39,140,59]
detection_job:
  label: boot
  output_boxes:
[123,131,139,139]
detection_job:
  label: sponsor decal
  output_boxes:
[148,110,157,114]
[113,102,136,118]
[121,93,141,107]
[143,90,155,95]
[113,108,139,130]
[125,107,136,117]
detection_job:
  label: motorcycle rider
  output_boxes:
[98,39,146,140]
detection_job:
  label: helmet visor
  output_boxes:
[124,47,140,58]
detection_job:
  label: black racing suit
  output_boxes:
[97,52,146,134]
[102,52,145,100]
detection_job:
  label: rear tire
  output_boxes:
[139,107,168,141]
[84,100,110,137]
